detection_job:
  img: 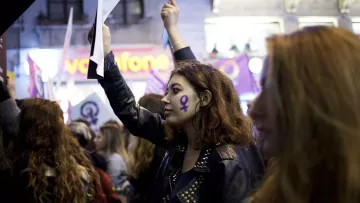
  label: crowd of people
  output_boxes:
[1,0,360,202]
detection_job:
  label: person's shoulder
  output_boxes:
[108,153,126,164]
[211,144,264,170]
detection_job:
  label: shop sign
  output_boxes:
[66,52,170,75]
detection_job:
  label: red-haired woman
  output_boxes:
[0,97,101,203]
[90,1,264,202]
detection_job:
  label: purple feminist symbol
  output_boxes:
[180,95,189,112]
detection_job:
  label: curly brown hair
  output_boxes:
[165,61,253,149]
[14,98,100,203]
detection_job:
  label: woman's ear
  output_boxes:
[200,90,212,107]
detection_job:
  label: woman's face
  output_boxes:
[249,58,276,156]
[161,74,201,127]
[94,132,105,151]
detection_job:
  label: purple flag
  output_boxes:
[145,71,166,95]
[213,54,255,95]
[27,55,45,98]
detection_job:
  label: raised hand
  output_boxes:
[160,0,187,52]
[102,24,112,56]
[88,24,112,57]
[161,0,179,31]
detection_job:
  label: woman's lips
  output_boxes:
[164,109,172,117]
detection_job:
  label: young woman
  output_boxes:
[249,26,360,203]
[104,120,132,150]
[127,93,166,203]
[95,124,128,187]
[68,121,123,203]
[1,98,100,203]
[90,1,265,202]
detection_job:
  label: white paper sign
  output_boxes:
[102,0,121,21]
[70,92,120,130]
[88,0,120,79]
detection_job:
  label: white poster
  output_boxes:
[70,92,120,131]
[88,0,120,79]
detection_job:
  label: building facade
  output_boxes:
[6,0,360,103]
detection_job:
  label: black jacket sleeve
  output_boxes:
[99,51,166,146]
[173,47,196,61]
[0,82,20,146]
[98,47,197,147]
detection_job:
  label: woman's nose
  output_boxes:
[248,100,264,121]
[161,95,170,104]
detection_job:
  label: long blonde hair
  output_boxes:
[98,124,129,162]
[126,93,163,179]
[251,26,360,203]
[127,137,155,179]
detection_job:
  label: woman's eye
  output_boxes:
[173,88,180,94]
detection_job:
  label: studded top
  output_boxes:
[160,145,215,203]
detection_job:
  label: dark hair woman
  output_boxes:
[90,1,264,202]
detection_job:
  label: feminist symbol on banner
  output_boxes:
[80,101,99,125]
[180,95,189,112]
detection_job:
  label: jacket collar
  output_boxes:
[174,144,214,173]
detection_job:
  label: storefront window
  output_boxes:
[204,17,283,59]
[106,0,144,25]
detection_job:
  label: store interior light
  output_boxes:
[248,57,263,74]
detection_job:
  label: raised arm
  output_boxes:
[162,0,196,61]
[95,25,167,147]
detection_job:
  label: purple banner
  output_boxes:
[27,55,44,98]
[213,54,255,95]
[145,70,166,95]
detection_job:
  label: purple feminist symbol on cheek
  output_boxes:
[180,95,189,112]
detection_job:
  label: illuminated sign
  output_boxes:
[66,52,170,75]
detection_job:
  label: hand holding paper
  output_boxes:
[88,0,120,79]
[88,25,112,57]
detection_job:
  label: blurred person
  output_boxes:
[68,122,107,172]
[68,121,93,149]
[127,93,166,203]
[105,120,131,150]
[1,98,100,203]
[0,80,20,201]
[0,80,19,147]
[90,0,265,202]
[96,124,129,191]
[249,26,360,203]
[68,121,122,203]
[247,99,269,168]
[5,76,25,108]
[73,118,98,152]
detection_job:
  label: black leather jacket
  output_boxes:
[99,47,265,203]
